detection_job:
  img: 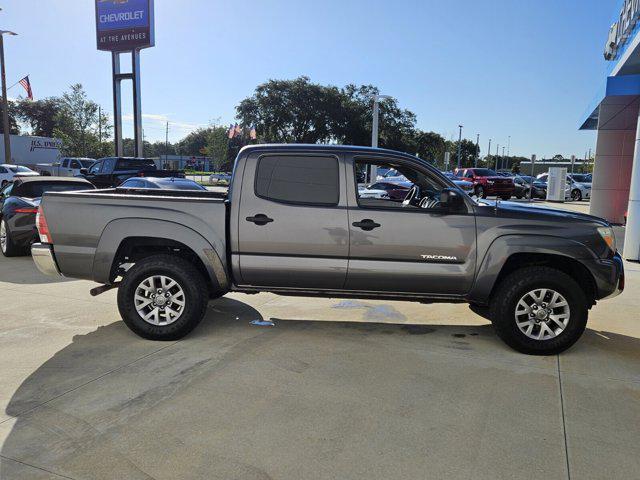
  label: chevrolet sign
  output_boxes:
[605,0,640,61]
[95,0,155,52]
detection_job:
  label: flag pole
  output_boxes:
[6,73,28,91]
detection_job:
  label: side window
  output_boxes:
[355,159,445,210]
[0,166,6,174]
[61,159,69,168]
[102,158,116,173]
[255,155,339,205]
[88,161,102,174]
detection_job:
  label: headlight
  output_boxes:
[597,226,616,251]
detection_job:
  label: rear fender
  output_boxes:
[92,218,228,289]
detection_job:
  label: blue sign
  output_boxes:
[96,0,155,51]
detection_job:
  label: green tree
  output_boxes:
[53,84,111,158]
[412,130,446,164]
[446,139,479,168]
[236,76,341,143]
[205,125,230,169]
[16,98,62,137]
[176,128,210,156]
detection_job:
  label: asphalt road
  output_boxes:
[0,217,638,479]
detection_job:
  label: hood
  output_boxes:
[476,200,608,226]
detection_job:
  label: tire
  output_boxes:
[525,189,532,200]
[475,185,486,198]
[489,266,588,355]
[571,189,582,201]
[0,218,25,257]
[501,195,511,200]
[1,180,7,187]
[516,194,523,199]
[117,254,210,340]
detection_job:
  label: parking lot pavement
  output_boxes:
[0,251,638,479]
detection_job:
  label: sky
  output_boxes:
[1,0,620,158]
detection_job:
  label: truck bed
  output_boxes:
[40,187,229,284]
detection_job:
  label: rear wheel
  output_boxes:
[475,185,486,198]
[489,266,588,355]
[0,218,25,257]
[501,195,511,200]
[571,189,582,201]
[117,254,210,340]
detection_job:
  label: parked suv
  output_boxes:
[455,168,515,199]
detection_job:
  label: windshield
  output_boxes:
[7,165,34,173]
[472,168,497,176]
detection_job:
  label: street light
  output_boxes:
[371,93,393,148]
[457,125,463,169]
[370,93,392,182]
[0,29,17,165]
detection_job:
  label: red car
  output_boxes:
[455,168,515,199]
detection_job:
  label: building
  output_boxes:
[580,0,640,261]
[519,159,593,177]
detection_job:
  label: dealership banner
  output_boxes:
[96,0,155,52]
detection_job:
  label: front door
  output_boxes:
[236,152,349,289]
[345,156,477,295]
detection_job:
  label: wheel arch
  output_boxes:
[92,218,229,292]
[469,235,598,306]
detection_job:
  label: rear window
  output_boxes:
[116,158,157,170]
[255,155,339,205]
[15,182,94,198]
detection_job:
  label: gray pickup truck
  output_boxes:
[31,145,624,355]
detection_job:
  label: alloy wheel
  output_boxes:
[134,275,186,326]
[514,288,570,340]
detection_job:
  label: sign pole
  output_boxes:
[529,154,536,203]
[132,49,143,157]
[111,52,123,157]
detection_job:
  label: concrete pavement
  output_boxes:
[0,234,638,479]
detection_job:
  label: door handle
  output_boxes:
[352,219,381,231]
[246,214,274,226]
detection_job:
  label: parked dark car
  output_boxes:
[455,168,515,199]
[119,177,207,191]
[80,157,184,188]
[513,175,547,199]
[0,177,95,257]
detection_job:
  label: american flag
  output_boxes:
[227,124,235,139]
[19,75,33,100]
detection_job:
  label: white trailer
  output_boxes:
[0,135,63,168]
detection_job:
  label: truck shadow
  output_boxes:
[1,296,639,478]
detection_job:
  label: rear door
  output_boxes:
[345,155,477,295]
[236,152,349,289]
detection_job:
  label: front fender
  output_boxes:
[92,218,228,289]
[468,234,597,304]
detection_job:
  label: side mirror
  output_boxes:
[79,168,88,176]
[440,188,465,211]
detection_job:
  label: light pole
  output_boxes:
[0,29,17,165]
[370,93,392,182]
[371,93,393,148]
[495,144,499,170]
[487,139,491,161]
[507,136,511,157]
[456,125,463,169]
[502,146,506,171]
[474,134,480,167]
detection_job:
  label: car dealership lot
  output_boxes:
[0,207,638,479]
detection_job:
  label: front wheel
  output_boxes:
[489,266,588,355]
[117,254,210,340]
[571,189,582,201]
[500,195,511,200]
[475,185,486,198]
